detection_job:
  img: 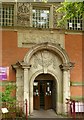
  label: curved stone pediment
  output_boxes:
[24,42,70,64]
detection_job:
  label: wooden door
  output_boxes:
[33,80,52,110]
[33,81,40,110]
[44,81,52,110]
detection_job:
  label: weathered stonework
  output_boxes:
[16,2,64,29]
[29,49,62,81]
[18,30,65,48]
[53,3,60,28]
[17,3,30,27]
[33,50,61,70]
[13,43,72,115]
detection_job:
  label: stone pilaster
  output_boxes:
[29,80,33,114]
[23,67,29,115]
[16,68,24,102]
[60,62,74,114]
[63,70,70,114]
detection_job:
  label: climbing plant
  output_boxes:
[0,84,16,103]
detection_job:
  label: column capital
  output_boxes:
[22,64,31,69]
[59,62,75,71]
[12,61,31,70]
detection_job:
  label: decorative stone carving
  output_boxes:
[52,57,58,69]
[59,62,75,71]
[33,50,59,69]
[53,5,58,28]
[17,3,30,27]
[18,30,64,48]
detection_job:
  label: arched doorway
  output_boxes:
[13,43,74,115]
[33,74,57,111]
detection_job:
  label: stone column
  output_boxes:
[12,62,31,115]
[23,67,29,115]
[63,70,70,114]
[16,68,24,101]
[29,80,33,114]
[60,62,74,114]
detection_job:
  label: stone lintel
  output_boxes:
[59,62,75,71]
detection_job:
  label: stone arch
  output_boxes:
[23,43,73,115]
[24,43,70,64]
[29,69,60,114]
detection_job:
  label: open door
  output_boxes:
[33,80,53,110]
[33,81,40,110]
[44,81,52,110]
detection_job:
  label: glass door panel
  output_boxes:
[33,81,40,110]
[45,81,52,110]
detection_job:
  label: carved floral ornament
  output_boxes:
[12,50,60,70]
[12,43,74,71]
[18,3,30,14]
[17,3,30,26]
[33,50,60,69]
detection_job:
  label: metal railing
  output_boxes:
[66,98,84,119]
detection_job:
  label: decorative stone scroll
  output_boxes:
[59,62,75,71]
[17,3,30,27]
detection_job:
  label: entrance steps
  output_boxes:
[29,109,68,119]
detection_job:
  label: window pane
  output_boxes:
[67,15,83,30]
[0,5,14,26]
[32,8,50,28]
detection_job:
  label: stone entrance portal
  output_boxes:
[13,43,74,115]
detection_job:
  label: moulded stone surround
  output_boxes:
[13,43,73,115]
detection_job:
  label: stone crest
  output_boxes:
[33,50,58,69]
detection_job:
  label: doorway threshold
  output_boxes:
[29,109,64,118]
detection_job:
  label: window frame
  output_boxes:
[30,3,53,29]
[0,2,16,27]
[67,15,83,31]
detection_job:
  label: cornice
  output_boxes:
[12,61,31,69]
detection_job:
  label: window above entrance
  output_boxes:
[31,4,53,28]
[32,8,50,28]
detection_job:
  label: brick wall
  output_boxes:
[65,33,83,98]
[2,30,83,100]
[2,30,28,81]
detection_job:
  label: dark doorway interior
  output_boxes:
[33,74,56,111]
[40,81,45,108]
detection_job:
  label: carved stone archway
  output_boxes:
[13,43,74,115]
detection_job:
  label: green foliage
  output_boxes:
[56,1,84,26]
[0,84,16,102]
